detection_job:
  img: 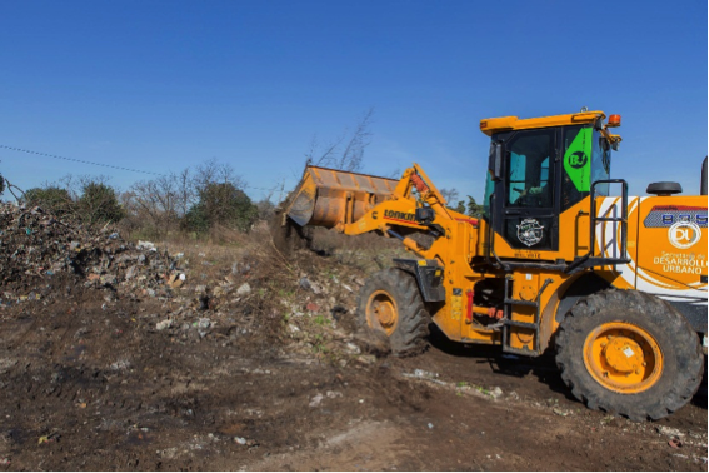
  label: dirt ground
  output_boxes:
[0,251,706,472]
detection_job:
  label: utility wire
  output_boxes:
[0,143,284,194]
[0,144,162,175]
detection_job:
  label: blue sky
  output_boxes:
[0,1,706,203]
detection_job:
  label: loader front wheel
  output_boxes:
[357,269,430,357]
[556,289,703,421]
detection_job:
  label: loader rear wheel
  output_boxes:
[556,289,703,421]
[357,269,430,357]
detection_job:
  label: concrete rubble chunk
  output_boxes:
[298,277,311,289]
[156,319,173,330]
[237,283,251,296]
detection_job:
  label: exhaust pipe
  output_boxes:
[701,156,708,196]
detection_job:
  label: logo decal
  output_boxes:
[669,218,701,249]
[516,218,544,247]
[568,151,588,169]
[383,210,416,222]
[643,205,707,228]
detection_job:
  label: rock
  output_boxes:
[331,306,347,320]
[237,283,251,296]
[354,278,365,286]
[356,355,377,365]
[658,426,684,437]
[110,359,131,370]
[125,265,138,280]
[342,284,353,292]
[309,393,324,408]
[299,277,311,290]
[288,324,300,333]
[169,273,185,288]
[137,240,156,251]
[198,318,212,330]
[156,319,173,330]
[306,302,319,312]
[412,369,438,379]
[491,387,503,399]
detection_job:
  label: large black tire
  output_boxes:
[357,269,430,357]
[556,289,704,421]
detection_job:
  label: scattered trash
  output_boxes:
[110,359,131,370]
[38,433,60,445]
[309,393,324,408]
[156,319,173,330]
[552,407,573,416]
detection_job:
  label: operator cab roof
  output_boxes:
[479,111,606,136]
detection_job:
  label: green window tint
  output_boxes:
[505,131,553,208]
[561,125,592,211]
[563,126,592,192]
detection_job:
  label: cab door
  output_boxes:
[491,128,560,253]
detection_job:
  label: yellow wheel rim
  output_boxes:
[583,322,663,394]
[366,290,398,336]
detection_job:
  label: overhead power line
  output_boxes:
[0,143,285,194]
[0,144,162,175]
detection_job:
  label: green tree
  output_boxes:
[24,187,73,214]
[78,182,125,224]
[466,195,484,218]
[184,182,258,232]
[455,200,466,214]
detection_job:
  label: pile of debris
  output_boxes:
[0,203,381,360]
[0,203,187,307]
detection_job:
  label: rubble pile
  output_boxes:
[0,204,186,306]
[0,203,378,360]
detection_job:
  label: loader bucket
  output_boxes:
[284,165,399,228]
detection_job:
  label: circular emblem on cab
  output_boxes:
[517,218,544,247]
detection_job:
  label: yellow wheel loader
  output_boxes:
[273,110,707,420]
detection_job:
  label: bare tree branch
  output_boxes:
[305,107,375,172]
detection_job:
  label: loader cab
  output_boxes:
[480,111,619,254]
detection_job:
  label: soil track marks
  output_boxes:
[0,282,705,471]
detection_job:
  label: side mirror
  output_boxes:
[488,142,503,180]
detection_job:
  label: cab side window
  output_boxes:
[505,131,554,209]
